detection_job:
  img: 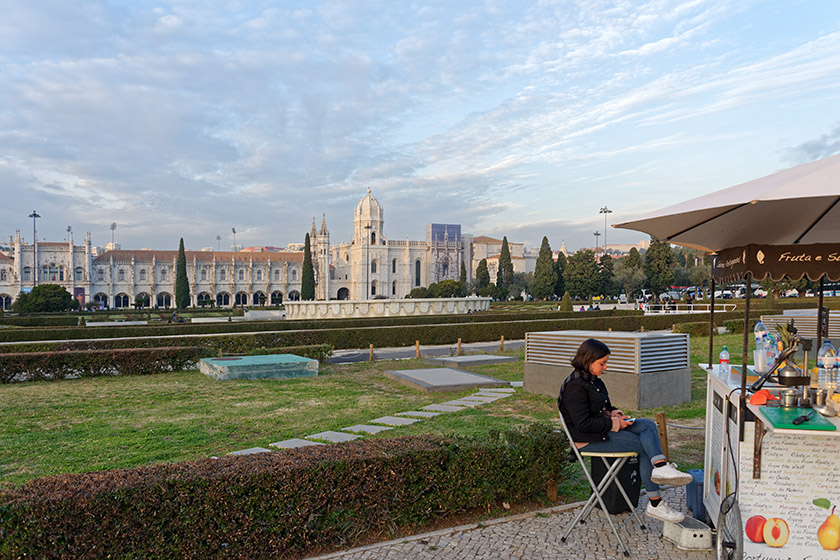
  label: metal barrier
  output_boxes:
[643,303,736,315]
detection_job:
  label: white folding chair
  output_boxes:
[558,411,646,557]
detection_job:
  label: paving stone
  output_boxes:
[384,367,506,393]
[306,430,362,443]
[442,399,485,407]
[227,447,272,456]
[509,381,524,387]
[370,415,421,426]
[421,403,466,412]
[395,410,441,418]
[458,395,500,403]
[342,424,394,434]
[476,391,514,399]
[269,438,325,449]
[423,354,519,368]
[478,387,516,393]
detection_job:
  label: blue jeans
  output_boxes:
[579,418,666,498]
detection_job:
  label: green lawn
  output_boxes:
[0,332,742,489]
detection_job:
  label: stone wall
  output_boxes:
[284,297,491,319]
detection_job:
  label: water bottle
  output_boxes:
[754,321,769,372]
[719,345,731,375]
[754,321,768,345]
[817,340,836,390]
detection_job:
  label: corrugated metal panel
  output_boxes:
[526,330,689,374]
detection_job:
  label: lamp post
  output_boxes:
[599,206,612,256]
[29,211,40,286]
[110,222,117,248]
[593,231,601,258]
[231,227,236,251]
[364,224,371,300]
[216,235,221,251]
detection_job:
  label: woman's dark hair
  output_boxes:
[570,338,611,372]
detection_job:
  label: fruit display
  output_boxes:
[763,518,790,548]
[814,500,840,550]
[745,515,767,543]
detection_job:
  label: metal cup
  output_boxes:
[815,389,828,407]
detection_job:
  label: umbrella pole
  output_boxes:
[818,276,825,353]
[740,273,751,442]
[709,279,716,365]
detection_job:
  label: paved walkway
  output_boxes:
[307,487,715,560]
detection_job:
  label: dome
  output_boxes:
[354,187,383,222]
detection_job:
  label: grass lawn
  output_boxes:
[0,331,743,490]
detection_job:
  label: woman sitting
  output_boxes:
[558,338,693,523]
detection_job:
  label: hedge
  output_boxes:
[0,425,569,559]
[0,309,641,344]
[0,312,746,356]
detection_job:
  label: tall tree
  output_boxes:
[475,258,490,290]
[599,253,618,297]
[625,247,642,269]
[644,237,674,298]
[564,249,600,299]
[301,233,315,300]
[459,260,468,296]
[496,237,514,288]
[554,251,566,298]
[175,238,190,309]
[532,237,558,300]
[12,284,79,313]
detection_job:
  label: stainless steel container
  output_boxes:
[815,389,828,407]
[780,390,799,408]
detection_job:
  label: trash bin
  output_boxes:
[685,469,706,521]
[591,455,641,514]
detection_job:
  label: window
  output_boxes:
[415,260,421,286]
[201,269,207,281]
[75,267,84,281]
[118,269,125,281]
[0,270,6,282]
[371,260,377,273]
[371,231,376,245]
[344,253,349,263]
[371,282,377,296]
[97,268,104,281]
[291,269,297,280]
[160,268,167,281]
[274,269,280,280]
[140,269,147,281]
[23,267,31,281]
[392,280,397,295]
[392,259,396,273]
[238,269,245,281]
[42,266,48,280]
[256,270,263,281]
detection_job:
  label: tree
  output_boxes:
[564,250,600,299]
[508,272,533,300]
[644,237,674,298]
[175,238,191,309]
[614,262,646,301]
[532,237,559,300]
[599,254,619,297]
[559,291,573,311]
[625,247,642,269]
[408,286,432,298]
[12,284,79,313]
[496,236,514,288]
[554,252,566,298]
[301,233,315,300]
[429,279,462,298]
[475,258,490,290]
[459,260,468,296]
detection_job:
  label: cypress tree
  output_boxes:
[564,249,599,299]
[175,238,190,309]
[554,252,566,297]
[626,247,642,269]
[459,260,468,296]
[644,237,675,298]
[475,258,490,290]
[497,236,514,288]
[532,236,558,300]
[302,233,315,301]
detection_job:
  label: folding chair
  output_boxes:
[558,412,646,557]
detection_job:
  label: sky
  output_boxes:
[2,0,840,255]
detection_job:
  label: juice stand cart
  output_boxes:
[615,154,840,560]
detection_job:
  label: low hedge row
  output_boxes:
[0,312,745,356]
[0,315,81,327]
[0,425,569,559]
[0,309,641,343]
[0,347,212,383]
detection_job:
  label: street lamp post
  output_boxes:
[231,227,236,251]
[364,224,371,300]
[29,211,40,286]
[216,235,221,251]
[593,231,601,257]
[599,206,612,256]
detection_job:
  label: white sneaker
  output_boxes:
[650,463,693,486]
[645,500,685,523]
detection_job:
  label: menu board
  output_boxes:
[738,422,840,558]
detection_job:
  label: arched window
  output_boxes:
[392,259,397,273]
[220,269,226,281]
[371,281,377,296]
[41,266,48,280]
[256,270,263,281]
[392,280,397,296]
[371,231,376,245]
[75,267,84,281]
[140,269,147,281]
[0,270,6,282]
[201,269,207,281]
[97,268,104,281]
[118,269,125,281]
[238,269,245,281]
[415,260,421,287]
[274,269,280,280]
[291,269,297,280]
[160,268,167,281]
[344,253,349,263]
[371,260,377,273]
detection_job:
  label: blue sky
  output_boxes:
[2,0,840,254]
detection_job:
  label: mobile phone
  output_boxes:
[624,417,636,423]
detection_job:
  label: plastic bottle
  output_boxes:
[816,340,836,390]
[754,320,768,345]
[754,321,769,372]
[719,345,731,375]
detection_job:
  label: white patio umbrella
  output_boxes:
[613,153,840,253]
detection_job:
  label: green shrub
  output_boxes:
[0,425,569,559]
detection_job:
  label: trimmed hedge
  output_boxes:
[0,425,569,559]
[0,312,746,356]
[0,347,213,383]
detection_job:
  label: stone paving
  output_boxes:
[307,487,715,560]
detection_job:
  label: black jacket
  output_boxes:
[558,369,616,443]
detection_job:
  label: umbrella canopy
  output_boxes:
[613,154,840,253]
